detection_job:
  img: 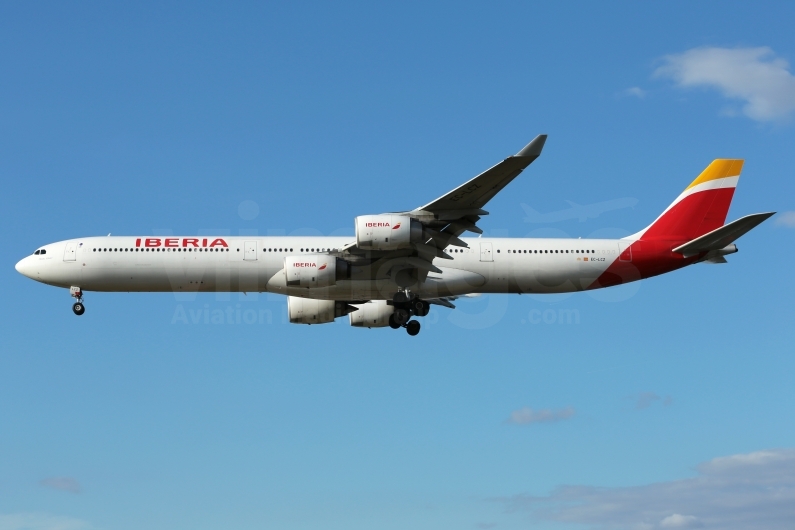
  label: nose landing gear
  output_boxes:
[70,286,85,316]
[391,291,430,336]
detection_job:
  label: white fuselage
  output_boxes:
[15,235,631,300]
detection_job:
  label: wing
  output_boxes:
[340,135,547,286]
[406,134,546,258]
[411,134,546,221]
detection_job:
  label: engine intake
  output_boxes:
[288,297,357,324]
[284,255,349,288]
[355,215,423,251]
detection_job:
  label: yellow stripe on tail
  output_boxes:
[685,159,743,190]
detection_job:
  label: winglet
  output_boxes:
[515,134,547,158]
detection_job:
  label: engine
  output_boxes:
[355,215,423,251]
[287,297,357,324]
[284,255,349,288]
[349,300,395,328]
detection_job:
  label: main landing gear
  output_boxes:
[70,286,85,316]
[389,291,430,336]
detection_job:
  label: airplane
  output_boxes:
[15,135,774,336]
[521,197,639,223]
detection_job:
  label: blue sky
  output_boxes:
[2,2,795,529]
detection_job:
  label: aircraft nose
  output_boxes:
[15,257,33,278]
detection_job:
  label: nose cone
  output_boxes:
[15,257,34,279]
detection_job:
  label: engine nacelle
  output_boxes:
[355,215,423,250]
[349,300,395,328]
[287,297,357,324]
[284,255,349,288]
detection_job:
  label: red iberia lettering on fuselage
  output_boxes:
[135,238,229,248]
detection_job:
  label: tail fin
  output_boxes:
[633,159,743,243]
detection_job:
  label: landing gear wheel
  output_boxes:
[393,291,408,304]
[406,320,421,336]
[415,300,430,317]
[388,314,401,329]
[411,298,425,314]
[72,302,85,316]
[393,308,410,326]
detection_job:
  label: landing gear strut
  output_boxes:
[392,290,429,336]
[70,286,85,316]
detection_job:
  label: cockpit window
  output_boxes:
[33,249,46,255]
[40,249,46,254]
[34,250,40,255]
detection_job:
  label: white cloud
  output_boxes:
[0,513,89,530]
[506,407,575,425]
[774,211,795,228]
[654,46,795,122]
[660,514,702,528]
[497,448,795,530]
[39,477,81,494]
[621,86,647,99]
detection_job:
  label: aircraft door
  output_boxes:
[480,242,493,262]
[63,242,76,262]
[618,241,632,262]
[244,241,257,261]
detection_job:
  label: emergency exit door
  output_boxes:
[480,242,493,262]
[63,242,76,262]
[244,241,257,261]
[618,241,632,262]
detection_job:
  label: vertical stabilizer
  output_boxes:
[630,159,743,243]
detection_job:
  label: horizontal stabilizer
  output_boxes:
[672,212,775,257]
